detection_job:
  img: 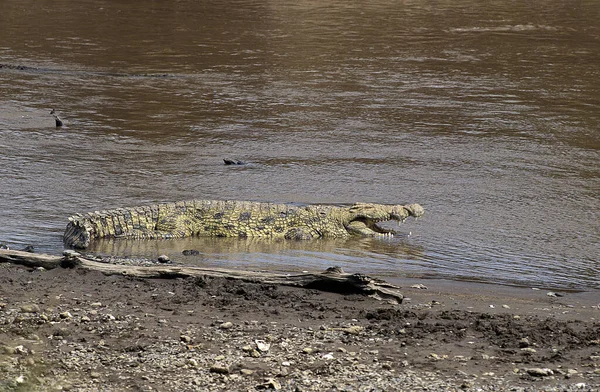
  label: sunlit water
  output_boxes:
[1,0,598,290]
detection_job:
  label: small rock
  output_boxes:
[2,345,16,355]
[22,245,35,252]
[157,254,171,263]
[14,345,27,355]
[340,325,363,335]
[410,284,428,289]
[104,314,116,322]
[526,367,554,377]
[256,378,281,390]
[302,347,314,354]
[180,335,192,343]
[546,291,564,297]
[20,304,40,313]
[59,311,73,319]
[255,340,270,352]
[520,347,537,354]
[518,338,530,348]
[220,321,233,330]
[240,369,254,376]
[210,364,230,374]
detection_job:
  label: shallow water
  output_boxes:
[1,0,599,289]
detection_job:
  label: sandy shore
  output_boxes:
[1,260,599,391]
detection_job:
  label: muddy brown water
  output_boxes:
[0,0,598,290]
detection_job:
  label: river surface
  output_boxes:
[1,0,599,290]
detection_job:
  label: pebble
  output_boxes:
[547,291,564,297]
[526,368,554,377]
[518,338,530,348]
[339,325,363,335]
[257,378,281,390]
[180,335,192,343]
[220,321,233,330]
[157,254,171,263]
[255,339,270,352]
[20,304,40,313]
[209,364,230,374]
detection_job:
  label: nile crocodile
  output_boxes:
[63,200,424,249]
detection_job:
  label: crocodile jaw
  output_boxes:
[345,204,424,236]
[345,219,396,236]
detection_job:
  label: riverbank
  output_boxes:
[1,261,599,391]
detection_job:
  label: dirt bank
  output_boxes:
[1,261,599,391]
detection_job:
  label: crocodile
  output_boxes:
[63,200,424,249]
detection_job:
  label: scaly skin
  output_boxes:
[63,200,424,249]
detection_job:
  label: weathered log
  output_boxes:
[0,248,64,270]
[0,249,403,302]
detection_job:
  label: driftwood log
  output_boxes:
[0,249,404,303]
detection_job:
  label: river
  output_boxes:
[1,0,598,290]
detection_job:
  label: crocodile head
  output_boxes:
[343,203,424,236]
